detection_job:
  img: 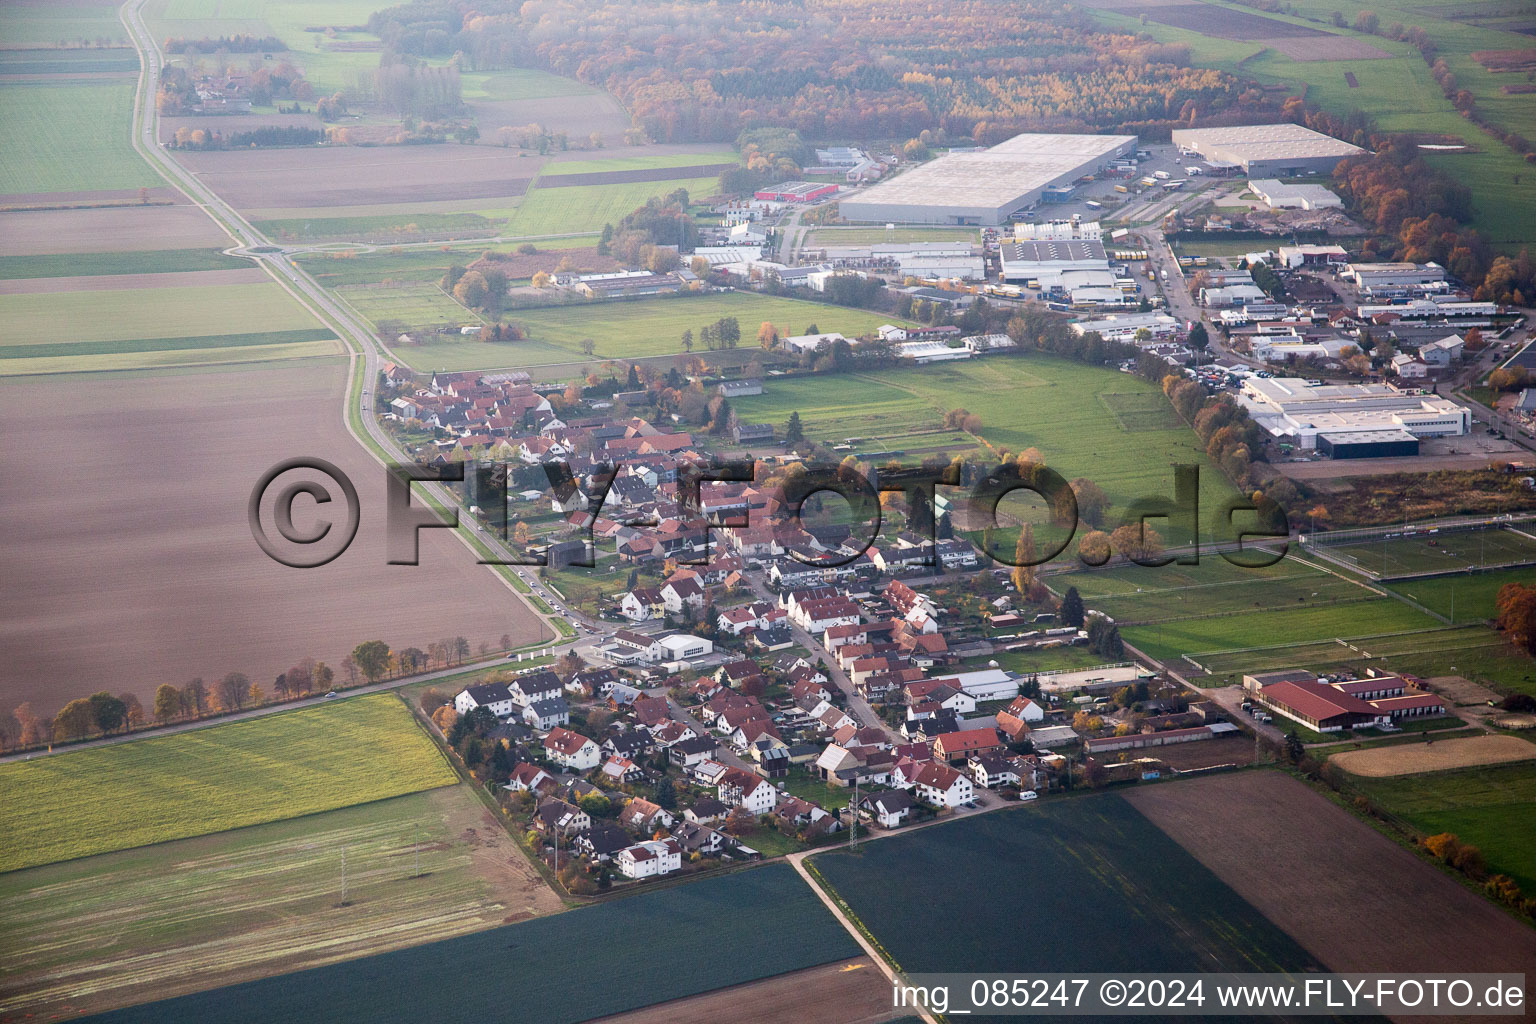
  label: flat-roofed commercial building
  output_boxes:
[1172,124,1363,177]
[839,133,1137,226]
[999,237,1110,286]
[1239,376,1470,451]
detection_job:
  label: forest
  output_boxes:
[366,0,1269,143]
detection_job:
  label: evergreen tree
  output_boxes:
[1061,586,1085,628]
[784,410,804,443]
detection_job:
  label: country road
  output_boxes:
[118,0,564,644]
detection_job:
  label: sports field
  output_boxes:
[1183,621,1504,678]
[1059,556,1377,625]
[732,356,1241,523]
[0,694,457,872]
[810,795,1321,975]
[88,863,862,1024]
[0,78,155,196]
[1314,525,1536,579]
[338,281,484,334]
[1343,760,1536,895]
[1389,565,1536,622]
[388,292,909,370]
[0,783,561,1019]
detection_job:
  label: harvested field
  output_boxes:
[174,145,547,210]
[1330,734,1536,777]
[469,90,631,146]
[0,784,562,1020]
[1270,36,1393,61]
[1126,771,1536,976]
[0,266,268,293]
[0,204,227,255]
[1150,734,1257,770]
[589,958,897,1024]
[0,362,546,710]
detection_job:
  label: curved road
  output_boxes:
[119,0,569,640]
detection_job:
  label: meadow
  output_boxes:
[1342,761,1536,895]
[810,795,1321,975]
[88,863,861,1024]
[0,79,156,196]
[0,783,561,1019]
[542,148,736,175]
[460,67,600,101]
[493,174,722,236]
[733,356,1242,524]
[388,292,909,370]
[0,281,322,345]
[0,694,458,873]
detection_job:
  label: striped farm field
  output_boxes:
[0,694,457,873]
[0,282,323,345]
[0,79,156,196]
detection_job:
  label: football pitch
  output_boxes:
[1312,525,1536,580]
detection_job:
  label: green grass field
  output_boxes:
[0,48,139,74]
[0,282,322,345]
[90,863,860,1024]
[0,78,156,195]
[0,248,247,280]
[1344,761,1536,895]
[1318,526,1536,579]
[0,695,457,873]
[1389,566,1536,623]
[389,292,909,370]
[733,356,1241,524]
[0,784,548,1019]
[1187,621,1506,679]
[494,175,721,236]
[0,0,128,47]
[1131,598,1441,669]
[1061,558,1374,626]
[460,66,600,101]
[811,795,1321,975]
[337,281,483,333]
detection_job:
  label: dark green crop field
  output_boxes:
[85,863,860,1024]
[811,795,1321,977]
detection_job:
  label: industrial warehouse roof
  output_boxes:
[842,133,1135,218]
[1173,124,1363,163]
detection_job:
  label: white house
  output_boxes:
[862,790,914,828]
[611,630,665,663]
[508,671,563,706]
[521,697,570,731]
[620,587,662,622]
[906,761,975,808]
[454,682,517,719]
[543,727,601,771]
[718,767,779,814]
[1419,334,1463,366]
[616,838,683,879]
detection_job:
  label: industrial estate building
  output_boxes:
[1248,179,1343,210]
[1239,377,1470,456]
[1171,123,1364,176]
[754,181,839,203]
[838,132,1138,226]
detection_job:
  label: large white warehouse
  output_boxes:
[1171,124,1363,177]
[839,132,1138,226]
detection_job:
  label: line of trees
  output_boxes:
[164,35,286,54]
[0,634,507,753]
